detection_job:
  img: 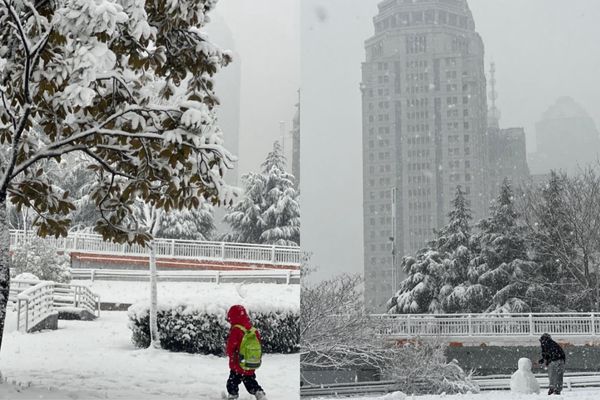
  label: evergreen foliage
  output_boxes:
[223,141,300,246]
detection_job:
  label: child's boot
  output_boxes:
[255,390,267,400]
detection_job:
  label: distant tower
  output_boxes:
[487,62,501,129]
[486,63,529,200]
[291,90,301,189]
[361,0,490,312]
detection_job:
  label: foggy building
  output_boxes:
[529,97,600,175]
[206,14,242,186]
[487,127,529,200]
[291,91,301,189]
[361,0,489,311]
[486,63,529,201]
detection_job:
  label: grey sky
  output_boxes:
[301,0,600,281]
[210,0,300,176]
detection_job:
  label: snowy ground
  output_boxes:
[311,389,600,400]
[74,279,299,307]
[0,311,299,399]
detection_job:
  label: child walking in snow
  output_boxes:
[225,305,267,400]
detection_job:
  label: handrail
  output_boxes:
[17,281,56,333]
[16,281,100,333]
[374,312,600,338]
[9,230,302,267]
[70,268,299,284]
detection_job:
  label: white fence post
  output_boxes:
[216,271,221,285]
[592,313,596,336]
[407,315,411,336]
[529,314,534,336]
[170,239,175,256]
[91,269,96,282]
[286,270,291,285]
[221,242,226,260]
[468,314,473,336]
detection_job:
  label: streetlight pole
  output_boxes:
[390,187,397,295]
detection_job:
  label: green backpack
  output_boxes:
[234,324,262,370]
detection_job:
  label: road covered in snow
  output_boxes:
[0,311,299,399]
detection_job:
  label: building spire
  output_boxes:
[488,62,501,129]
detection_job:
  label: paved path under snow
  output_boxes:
[0,311,299,399]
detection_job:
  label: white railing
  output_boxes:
[16,280,100,333]
[17,281,56,333]
[8,279,42,303]
[374,313,600,338]
[9,230,302,267]
[70,268,300,284]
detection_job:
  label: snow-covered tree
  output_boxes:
[11,238,70,283]
[388,187,474,314]
[224,141,300,246]
[468,180,536,313]
[0,0,234,349]
[158,203,215,241]
[523,167,600,311]
[301,274,395,372]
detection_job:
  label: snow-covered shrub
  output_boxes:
[11,239,70,283]
[13,273,40,282]
[128,301,299,355]
[383,340,479,395]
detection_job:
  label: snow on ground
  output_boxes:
[74,280,299,308]
[0,311,299,399]
[313,389,600,400]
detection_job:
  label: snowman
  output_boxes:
[510,358,540,394]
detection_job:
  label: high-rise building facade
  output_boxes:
[362,0,489,311]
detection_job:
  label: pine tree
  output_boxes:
[436,187,476,313]
[388,186,472,314]
[260,142,300,246]
[223,141,300,246]
[159,202,215,241]
[386,249,447,314]
[468,180,536,313]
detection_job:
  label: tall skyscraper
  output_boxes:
[362,0,489,311]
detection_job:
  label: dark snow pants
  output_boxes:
[548,360,565,393]
[226,370,263,396]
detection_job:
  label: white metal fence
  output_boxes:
[374,313,600,338]
[9,230,302,267]
[14,280,100,333]
[70,268,300,284]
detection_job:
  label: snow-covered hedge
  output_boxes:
[128,300,299,355]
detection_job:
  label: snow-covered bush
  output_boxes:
[128,301,299,355]
[11,239,70,283]
[384,341,479,395]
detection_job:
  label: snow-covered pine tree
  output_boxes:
[435,186,477,313]
[468,180,537,313]
[260,142,300,246]
[222,171,266,244]
[387,186,474,314]
[0,0,234,349]
[158,202,215,241]
[223,141,300,246]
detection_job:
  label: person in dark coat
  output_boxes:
[538,333,566,395]
[225,305,267,400]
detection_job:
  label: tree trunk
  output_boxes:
[0,193,11,350]
[149,240,160,348]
